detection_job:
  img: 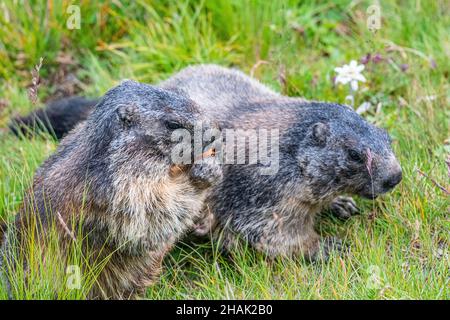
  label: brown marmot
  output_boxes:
[2,79,221,299]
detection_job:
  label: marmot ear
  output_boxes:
[311,122,329,146]
[117,104,139,127]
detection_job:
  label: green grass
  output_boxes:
[0,0,448,299]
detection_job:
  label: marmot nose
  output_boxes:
[383,171,402,190]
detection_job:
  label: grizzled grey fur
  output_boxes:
[2,80,221,299]
[7,65,402,264]
[160,65,402,260]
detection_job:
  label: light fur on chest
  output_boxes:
[108,172,205,252]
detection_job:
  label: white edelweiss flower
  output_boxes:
[334,60,366,91]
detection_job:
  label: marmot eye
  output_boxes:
[348,149,363,162]
[165,120,184,130]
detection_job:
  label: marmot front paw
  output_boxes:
[330,196,359,219]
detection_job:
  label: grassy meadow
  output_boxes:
[0,0,448,299]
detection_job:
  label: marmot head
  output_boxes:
[291,102,402,200]
[83,80,219,183]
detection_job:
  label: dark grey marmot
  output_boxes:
[2,80,221,299]
[160,65,402,259]
[8,65,402,261]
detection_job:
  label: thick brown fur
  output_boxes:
[2,80,221,299]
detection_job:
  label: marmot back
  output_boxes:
[160,64,289,120]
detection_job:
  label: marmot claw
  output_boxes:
[330,196,359,219]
